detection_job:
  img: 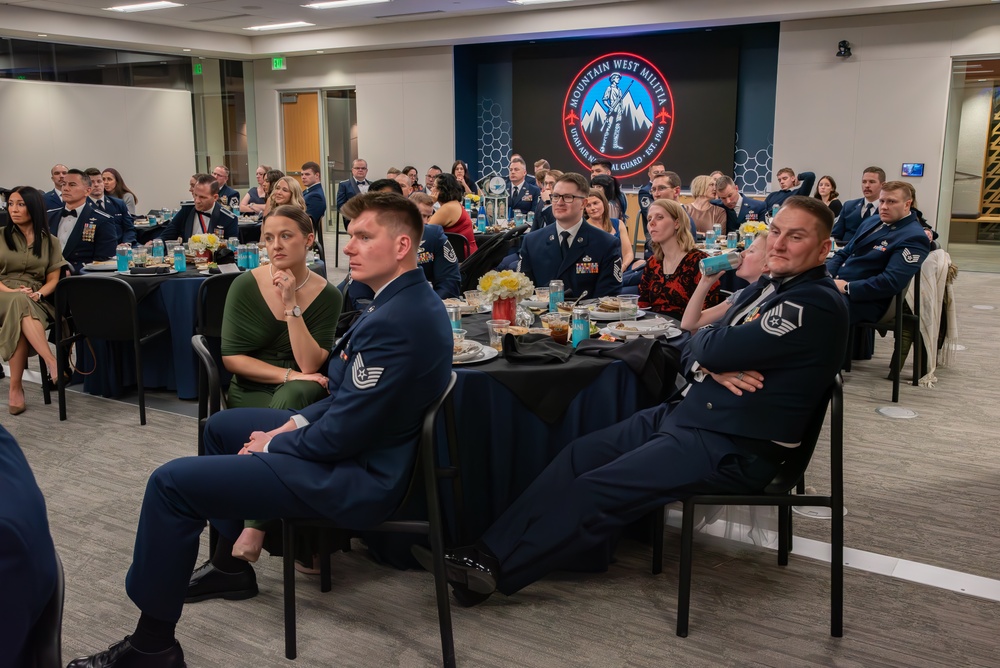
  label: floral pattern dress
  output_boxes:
[637,249,719,319]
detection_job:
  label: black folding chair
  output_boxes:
[651,376,844,638]
[55,275,169,425]
[844,269,921,402]
[195,273,239,452]
[459,224,529,293]
[445,233,470,263]
[281,373,461,666]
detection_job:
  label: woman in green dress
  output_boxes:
[221,204,342,561]
[1,186,66,415]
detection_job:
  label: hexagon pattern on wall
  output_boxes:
[478,97,512,178]
[734,132,773,194]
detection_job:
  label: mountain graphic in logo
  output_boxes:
[580,91,652,134]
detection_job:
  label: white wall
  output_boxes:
[772,5,1000,239]
[252,46,454,180]
[0,78,195,211]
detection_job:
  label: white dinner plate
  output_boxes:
[119,269,178,276]
[452,340,484,363]
[84,261,119,272]
[520,299,549,309]
[602,317,680,339]
[589,308,646,322]
[453,345,499,365]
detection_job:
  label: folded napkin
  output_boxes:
[130,266,172,275]
[502,333,575,364]
[576,337,684,404]
[214,247,236,265]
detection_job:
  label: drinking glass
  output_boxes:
[464,290,485,309]
[618,294,640,321]
[132,246,148,267]
[486,319,510,351]
[151,239,165,263]
[540,313,570,344]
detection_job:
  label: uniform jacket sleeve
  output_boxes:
[596,236,623,297]
[848,230,930,303]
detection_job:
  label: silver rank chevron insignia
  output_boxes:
[613,257,622,282]
[902,248,920,264]
[351,353,384,390]
[760,301,804,337]
[443,243,458,263]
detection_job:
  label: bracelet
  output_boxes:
[283,368,292,384]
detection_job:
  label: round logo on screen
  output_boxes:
[562,52,674,179]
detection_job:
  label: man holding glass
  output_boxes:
[418,196,847,605]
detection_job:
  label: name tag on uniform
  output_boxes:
[576,262,599,274]
[82,222,97,242]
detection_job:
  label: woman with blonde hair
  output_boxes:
[585,187,634,270]
[638,198,718,318]
[684,174,727,234]
[262,175,305,219]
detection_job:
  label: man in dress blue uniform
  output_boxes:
[0,425,59,668]
[590,159,629,223]
[826,180,929,327]
[417,196,847,604]
[336,158,370,230]
[301,161,328,257]
[831,166,885,244]
[157,174,238,243]
[636,162,665,243]
[211,165,241,210]
[47,169,117,272]
[763,167,815,213]
[86,167,136,245]
[43,163,67,209]
[68,192,454,668]
[507,155,542,218]
[518,172,622,299]
[711,175,769,235]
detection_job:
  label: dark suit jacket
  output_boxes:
[264,268,453,527]
[506,180,542,217]
[763,171,815,212]
[710,195,769,234]
[158,202,238,243]
[43,189,62,210]
[218,185,241,210]
[518,221,622,298]
[92,195,135,245]
[831,197,878,244]
[47,201,117,272]
[336,179,369,230]
[0,426,58,668]
[304,183,328,230]
[826,212,930,324]
[679,265,847,443]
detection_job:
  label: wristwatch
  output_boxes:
[284,305,302,318]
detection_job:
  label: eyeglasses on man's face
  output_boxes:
[550,193,586,204]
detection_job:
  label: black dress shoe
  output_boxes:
[411,544,498,596]
[185,560,258,603]
[66,636,185,667]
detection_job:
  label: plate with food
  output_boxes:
[443,298,483,315]
[453,339,484,363]
[120,268,178,276]
[453,345,499,365]
[602,317,681,340]
[84,260,119,272]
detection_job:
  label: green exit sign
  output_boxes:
[193,63,202,76]
[272,57,286,71]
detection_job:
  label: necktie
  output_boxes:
[96,199,105,211]
[862,203,873,219]
[61,209,77,218]
[512,185,519,201]
[560,231,570,258]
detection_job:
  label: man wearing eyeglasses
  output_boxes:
[212,165,241,210]
[518,172,621,299]
[336,159,370,230]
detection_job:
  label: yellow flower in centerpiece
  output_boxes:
[479,274,495,291]
[500,276,520,292]
[478,269,534,300]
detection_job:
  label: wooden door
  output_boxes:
[281,91,320,187]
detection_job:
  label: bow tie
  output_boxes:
[756,274,782,289]
[61,209,77,218]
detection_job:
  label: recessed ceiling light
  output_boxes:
[245,21,315,30]
[182,48,191,52]
[106,1,184,12]
[979,79,987,82]
[37,34,47,37]
[508,0,573,5]
[304,0,390,8]
[316,50,325,53]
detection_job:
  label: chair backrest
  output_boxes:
[55,275,138,341]
[192,334,227,415]
[197,272,241,338]
[764,375,842,494]
[459,224,529,292]
[27,551,64,668]
[445,233,470,263]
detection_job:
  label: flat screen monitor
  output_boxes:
[901,163,924,177]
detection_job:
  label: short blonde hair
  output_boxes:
[690,175,714,199]
[266,176,306,212]
[649,198,695,261]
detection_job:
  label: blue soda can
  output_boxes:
[116,244,130,273]
[548,280,564,312]
[249,246,259,268]
[571,306,590,348]
[173,246,186,272]
[699,252,741,276]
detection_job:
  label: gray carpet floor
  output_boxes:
[3,266,999,667]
